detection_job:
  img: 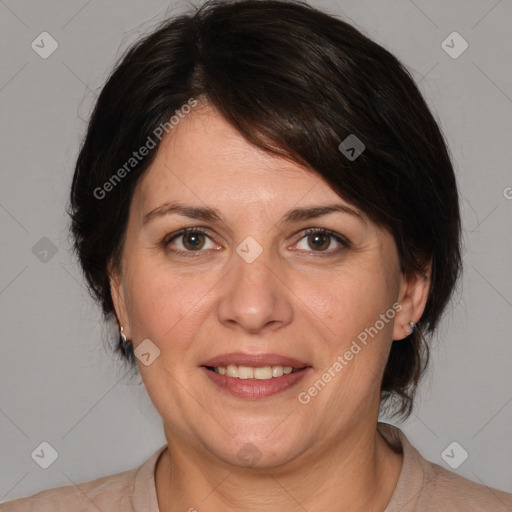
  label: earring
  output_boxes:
[120,326,127,343]
[409,322,416,334]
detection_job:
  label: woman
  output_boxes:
[2,0,511,510]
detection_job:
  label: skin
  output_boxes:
[110,104,431,512]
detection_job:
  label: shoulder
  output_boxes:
[0,444,167,512]
[0,467,137,512]
[378,422,512,512]
[425,461,512,511]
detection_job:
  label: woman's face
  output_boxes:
[111,104,428,468]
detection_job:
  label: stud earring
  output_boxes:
[409,322,416,334]
[120,326,127,343]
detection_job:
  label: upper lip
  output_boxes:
[200,352,310,369]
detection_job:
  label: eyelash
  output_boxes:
[163,227,351,257]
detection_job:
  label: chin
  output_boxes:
[204,427,309,470]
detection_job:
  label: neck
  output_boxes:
[155,421,403,512]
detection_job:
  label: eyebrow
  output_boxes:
[143,202,223,224]
[282,204,367,225]
[143,201,366,225]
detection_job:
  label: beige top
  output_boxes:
[2,422,511,511]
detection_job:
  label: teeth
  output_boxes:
[272,366,284,377]
[254,366,272,379]
[214,365,296,379]
[238,366,254,379]
[226,365,238,378]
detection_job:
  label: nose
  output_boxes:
[216,246,294,334]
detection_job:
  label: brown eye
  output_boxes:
[182,231,206,250]
[307,232,331,251]
[294,228,350,254]
[166,228,219,253]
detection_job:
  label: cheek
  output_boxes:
[300,270,397,407]
[123,262,218,349]
[297,264,395,344]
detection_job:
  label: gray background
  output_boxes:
[1,0,511,503]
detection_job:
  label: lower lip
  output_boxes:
[201,367,311,399]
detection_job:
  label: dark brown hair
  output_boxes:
[69,0,462,418]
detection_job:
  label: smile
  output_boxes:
[207,365,300,379]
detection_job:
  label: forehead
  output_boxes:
[134,105,355,217]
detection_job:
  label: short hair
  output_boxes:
[69,0,462,418]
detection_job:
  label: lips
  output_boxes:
[200,352,310,369]
[200,352,312,399]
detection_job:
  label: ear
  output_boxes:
[108,261,131,339]
[393,259,432,340]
